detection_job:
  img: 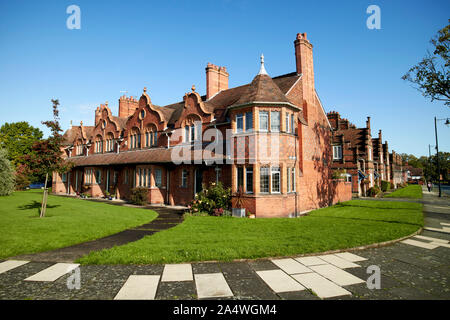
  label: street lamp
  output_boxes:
[434,117,450,197]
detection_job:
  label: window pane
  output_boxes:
[287,168,291,192]
[245,112,253,132]
[260,167,269,193]
[190,125,195,141]
[291,114,295,133]
[185,126,189,142]
[237,167,244,191]
[155,169,162,187]
[291,168,296,192]
[271,111,280,132]
[286,114,289,132]
[236,114,243,132]
[271,167,280,193]
[246,167,253,193]
[259,112,268,131]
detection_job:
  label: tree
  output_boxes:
[22,99,73,217]
[0,149,15,196]
[0,122,43,168]
[402,21,450,107]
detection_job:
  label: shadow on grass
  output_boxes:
[18,200,60,217]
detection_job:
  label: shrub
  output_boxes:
[188,182,231,215]
[331,168,347,179]
[367,185,382,197]
[130,187,148,205]
[380,180,391,192]
[0,149,15,196]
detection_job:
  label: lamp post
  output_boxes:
[434,117,450,198]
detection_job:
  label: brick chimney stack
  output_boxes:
[294,33,314,91]
[118,95,139,118]
[206,63,229,99]
[366,116,371,130]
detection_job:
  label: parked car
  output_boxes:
[29,183,45,189]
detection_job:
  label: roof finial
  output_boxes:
[143,87,147,93]
[191,84,196,92]
[258,54,268,75]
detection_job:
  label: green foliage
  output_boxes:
[380,180,391,192]
[402,20,449,106]
[130,187,148,205]
[0,122,43,168]
[331,168,346,179]
[188,182,231,216]
[22,100,73,182]
[367,185,382,197]
[0,149,15,196]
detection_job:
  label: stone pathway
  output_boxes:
[11,207,184,263]
[0,186,448,300]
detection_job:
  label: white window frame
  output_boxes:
[236,113,244,133]
[333,145,343,160]
[270,111,280,132]
[259,111,269,132]
[260,167,270,193]
[271,167,281,193]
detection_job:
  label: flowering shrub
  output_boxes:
[188,182,231,216]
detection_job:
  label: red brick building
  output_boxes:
[53,33,352,217]
[389,151,404,188]
[327,112,378,196]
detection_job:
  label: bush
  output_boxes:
[130,187,148,205]
[367,185,382,197]
[188,182,231,215]
[0,149,15,196]
[331,169,346,179]
[380,180,391,192]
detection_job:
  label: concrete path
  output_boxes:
[11,207,184,263]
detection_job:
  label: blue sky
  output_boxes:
[0,0,449,157]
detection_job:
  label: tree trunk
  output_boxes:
[40,173,49,218]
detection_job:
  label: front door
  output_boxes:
[194,169,203,195]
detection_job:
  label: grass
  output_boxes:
[0,190,157,259]
[384,185,423,199]
[77,200,423,265]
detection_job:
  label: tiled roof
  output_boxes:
[159,72,301,125]
[67,147,226,167]
[231,74,292,107]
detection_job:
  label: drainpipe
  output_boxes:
[294,132,298,217]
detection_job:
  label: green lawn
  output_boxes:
[78,200,423,265]
[384,185,423,199]
[0,190,157,259]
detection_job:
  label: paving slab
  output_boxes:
[401,239,439,250]
[114,275,160,300]
[24,263,79,282]
[0,260,29,274]
[413,235,448,244]
[292,272,351,299]
[309,264,365,286]
[256,270,305,293]
[161,264,193,282]
[271,258,312,274]
[194,273,233,299]
[424,227,450,234]
[294,256,328,266]
[334,252,368,262]
[316,254,361,268]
